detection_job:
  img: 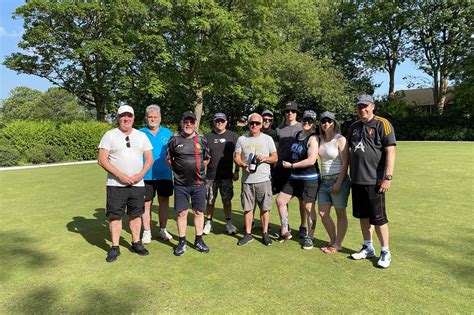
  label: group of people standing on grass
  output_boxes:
[97,94,396,269]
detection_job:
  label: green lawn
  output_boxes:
[1,142,473,313]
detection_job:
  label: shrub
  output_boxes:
[26,145,65,164]
[0,141,20,166]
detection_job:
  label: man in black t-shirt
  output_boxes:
[348,94,396,268]
[167,111,211,256]
[203,113,239,235]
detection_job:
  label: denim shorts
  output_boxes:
[317,175,351,208]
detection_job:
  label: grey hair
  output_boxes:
[145,104,161,114]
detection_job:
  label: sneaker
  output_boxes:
[159,228,173,241]
[225,222,237,235]
[274,225,290,238]
[237,233,254,246]
[106,246,120,263]
[302,237,314,250]
[194,239,210,253]
[174,241,187,256]
[142,230,152,244]
[277,231,292,243]
[351,245,376,260]
[298,226,307,239]
[131,241,149,256]
[262,233,272,246]
[203,221,213,235]
[377,251,392,268]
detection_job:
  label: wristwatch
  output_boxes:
[384,175,393,180]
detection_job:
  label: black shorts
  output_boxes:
[144,180,173,200]
[106,186,145,219]
[281,179,318,202]
[272,165,291,195]
[174,184,206,212]
[351,184,388,226]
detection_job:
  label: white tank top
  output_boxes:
[319,134,342,176]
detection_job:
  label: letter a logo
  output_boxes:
[354,141,365,152]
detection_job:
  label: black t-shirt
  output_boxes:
[348,116,396,185]
[262,128,278,143]
[205,129,238,180]
[167,132,210,186]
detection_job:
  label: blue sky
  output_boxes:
[0,0,431,101]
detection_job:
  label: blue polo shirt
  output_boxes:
[140,126,173,180]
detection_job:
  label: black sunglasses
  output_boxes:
[125,136,130,148]
[249,121,261,126]
[320,118,333,124]
[284,109,297,114]
[302,119,314,124]
[214,119,226,124]
[263,118,273,122]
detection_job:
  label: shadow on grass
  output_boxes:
[66,208,130,253]
[0,232,55,282]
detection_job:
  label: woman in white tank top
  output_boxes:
[317,111,351,254]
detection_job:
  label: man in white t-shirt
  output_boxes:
[98,105,154,262]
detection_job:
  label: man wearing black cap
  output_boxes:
[348,94,396,268]
[275,101,307,239]
[261,110,277,142]
[167,111,211,256]
[203,112,239,235]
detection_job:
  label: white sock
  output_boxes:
[160,227,165,232]
[381,246,390,253]
[363,240,374,249]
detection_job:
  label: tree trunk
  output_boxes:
[432,71,439,114]
[193,87,204,130]
[438,74,449,114]
[388,64,396,98]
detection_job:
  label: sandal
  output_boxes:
[322,245,340,254]
[320,243,331,252]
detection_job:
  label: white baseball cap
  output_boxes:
[117,105,134,115]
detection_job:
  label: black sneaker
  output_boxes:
[302,237,314,250]
[194,239,209,253]
[106,246,120,262]
[262,233,273,246]
[174,241,187,256]
[298,226,307,239]
[131,241,149,256]
[237,233,253,246]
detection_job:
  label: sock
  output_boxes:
[381,246,390,253]
[226,218,231,222]
[195,234,202,242]
[363,240,374,249]
[179,236,186,243]
[160,227,166,232]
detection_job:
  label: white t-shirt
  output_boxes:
[319,134,342,176]
[98,128,153,187]
[235,133,277,184]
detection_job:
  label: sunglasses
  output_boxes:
[183,120,196,125]
[249,121,261,126]
[284,110,297,114]
[302,119,314,124]
[214,119,226,124]
[125,136,131,148]
[320,118,333,124]
[263,118,273,122]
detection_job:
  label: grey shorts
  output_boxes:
[206,179,234,205]
[241,180,272,212]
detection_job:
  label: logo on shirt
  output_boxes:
[195,143,202,150]
[367,127,375,136]
[177,144,184,148]
[354,141,365,152]
[214,138,226,144]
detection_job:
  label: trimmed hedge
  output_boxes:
[0,120,113,166]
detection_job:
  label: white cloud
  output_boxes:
[0,26,22,37]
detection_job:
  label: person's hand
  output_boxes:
[130,173,143,184]
[282,161,292,169]
[233,170,239,181]
[257,155,266,163]
[379,179,391,193]
[242,162,250,173]
[331,182,341,193]
[118,174,134,186]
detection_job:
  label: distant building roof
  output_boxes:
[396,87,455,107]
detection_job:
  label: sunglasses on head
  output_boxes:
[125,136,131,148]
[284,109,297,114]
[249,121,261,126]
[320,118,333,124]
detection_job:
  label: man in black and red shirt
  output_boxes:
[167,111,211,256]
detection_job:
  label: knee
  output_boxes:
[177,211,187,218]
[335,208,347,218]
[193,209,203,216]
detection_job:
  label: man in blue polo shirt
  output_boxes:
[140,105,174,244]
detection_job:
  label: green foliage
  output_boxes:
[0,138,20,166]
[26,145,65,164]
[0,120,112,164]
[0,86,42,121]
[452,53,474,116]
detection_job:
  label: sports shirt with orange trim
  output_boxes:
[348,115,396,185]
[167,132,210,186]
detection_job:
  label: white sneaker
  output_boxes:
[351,245,376,260]
[158,229,173,241]
[377,251,392,268]
[142,230,152,244]
[225,221,237,235]
[203,221,212,235]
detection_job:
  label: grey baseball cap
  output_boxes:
[355,94,375,105]
[320,111,336,121]
[302,110,317,120]
[213,112,227,121]
[261,110,274,117]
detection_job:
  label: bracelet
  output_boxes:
[291,163,294,169]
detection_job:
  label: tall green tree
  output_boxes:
[409,0,473,113]
[0,87,42,121]
[4,0,169,121]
